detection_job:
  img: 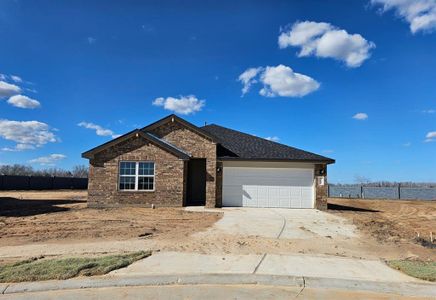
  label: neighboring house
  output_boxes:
[82,114,334,209]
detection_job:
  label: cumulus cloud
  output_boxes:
[352,112,369,120]
[238,67,263,95]
[372,0,436,33]
[0,119,57,150]
[265,136,280,142]
[239,65,320,98]
[28,154,66,166]
[7,95,41,109]
[78,122,119,139]
[425,131,436,142]
[152,95,205,115]
[0,81,21,98]
[278,21,375,67]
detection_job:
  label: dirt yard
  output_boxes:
[0,191,434,264]
[328,198,436,260]
[0,191,221,248]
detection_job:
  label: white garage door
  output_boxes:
[223,167,314,208]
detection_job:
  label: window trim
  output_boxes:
[118,161,155,192]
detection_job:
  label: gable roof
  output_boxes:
[81,129,191,160]
[201,124,334,164]
[140,114,217,142]
[82,114,334,164]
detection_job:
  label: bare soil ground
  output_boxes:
[0,191,221,247]
[328,198,436,260]
[0,191,434,264]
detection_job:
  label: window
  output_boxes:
[119,161,155,191]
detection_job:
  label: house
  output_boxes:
[82,114,334,209]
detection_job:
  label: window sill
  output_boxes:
[118,190,155,193]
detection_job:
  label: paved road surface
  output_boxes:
[2,284,433,300]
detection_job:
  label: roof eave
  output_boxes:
[218,157,335,164]
[82,130,191,160]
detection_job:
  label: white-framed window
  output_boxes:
[119,161,155,191]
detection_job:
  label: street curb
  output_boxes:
[2,273,435,297]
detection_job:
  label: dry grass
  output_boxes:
[0,251,151,283]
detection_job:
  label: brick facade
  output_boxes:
[86,117,330,210]
[88,135,185,208]
[149,120,218,208]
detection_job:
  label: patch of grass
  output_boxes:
[0,251,150,283]
[388,260,436,282]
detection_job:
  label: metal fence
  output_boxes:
[0,175,88,190]
[328,185,436,200]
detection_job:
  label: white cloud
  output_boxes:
[0,119,57,150]
[372,0,436,34]
[0,81,21,98]
[78,122,119,139]
[7,95,41,109]
[425,131,436,142]
[352,112,369,120]
[28,154,66,166]
[260,65,320,97]
[265,136,280,142]
[422,109,435,114]
[152,95,205,115]
[239,65,319,98]
[238,67,263,95]
[1,143,36,152]
[278,21,375,67]
[10,75,22,83]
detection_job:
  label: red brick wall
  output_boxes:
[88,135,185,208]
[149,121,218,207]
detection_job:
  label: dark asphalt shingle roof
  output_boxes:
[201,124,334,163]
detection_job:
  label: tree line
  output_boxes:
[0,164,88,178]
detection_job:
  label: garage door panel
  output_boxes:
[223,167,314,208]
[243,185,257,207]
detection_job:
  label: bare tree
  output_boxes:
[72,165,88,178]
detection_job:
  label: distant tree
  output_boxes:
[72,165,88,178]
[0,164,34,176]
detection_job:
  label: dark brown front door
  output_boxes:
[186,159,206,206]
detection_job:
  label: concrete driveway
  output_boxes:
[188,207,358,240]
[109,208,420,284]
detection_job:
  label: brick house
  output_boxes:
[82,114,334,209]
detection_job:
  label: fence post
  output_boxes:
[360,185,363,199]
[398,183,401,199]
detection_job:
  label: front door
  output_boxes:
[186,159,206,206]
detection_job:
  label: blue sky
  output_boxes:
[0,0,435,183]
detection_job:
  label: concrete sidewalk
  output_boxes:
[1,252,434,297]
[109,251,418,283]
